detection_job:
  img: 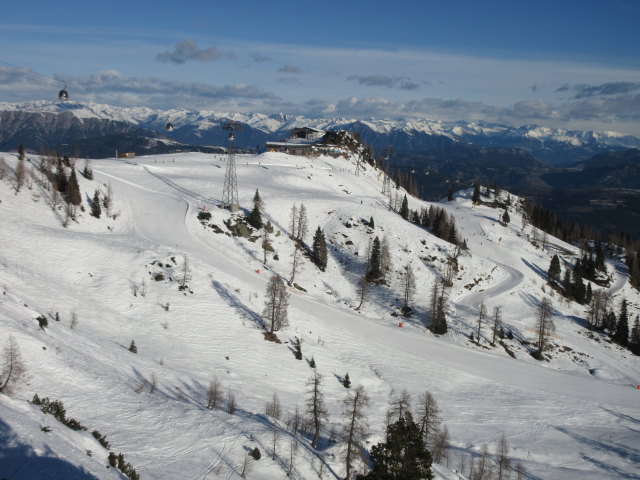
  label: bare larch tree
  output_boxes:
[0,336,27,395]
[263,274,289,333]
[306,371,328,448]
[342,385,370,479]
[536,297,555,357]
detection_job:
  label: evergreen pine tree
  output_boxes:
[613,299,629,346]
[293,336,303,360]
[312,226,328,271]
[247,189,263,229]
[400,194,409,220]
[253,188,263,211]
[502,209,510,223]
[91,190,102,218]
[129,340,137,353]
[447,222,458,245]
[572,274,587,304]
[367,237,382,283]
[562,269,572,297]
[629,316,640,355]
[343,373,351,388]
[433,294,448,335]
[248,203,263,229]
[361,413,433,480]
[605,311,617,334]
[66,168,81,206]
[56,162,68,194]
[369,216,375,229]
[595,242,606,272]
[472,183,481,204]
[548,255,561,283]
[447,185,453,202]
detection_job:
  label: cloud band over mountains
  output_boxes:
[1,65,638,134]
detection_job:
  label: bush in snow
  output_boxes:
[293,336,303,360]
[92,429,111,449]
[31,394,87,431]
[36,315,48,330]
[197,210,212,221]
[250,447,261,460]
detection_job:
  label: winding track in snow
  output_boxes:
[454,260,525,310]
[111,164,638,408]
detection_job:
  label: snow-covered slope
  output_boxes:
[0,149,639,480]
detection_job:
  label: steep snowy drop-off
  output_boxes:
[0,150,639,480]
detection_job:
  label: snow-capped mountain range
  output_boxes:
[2,100,639,165]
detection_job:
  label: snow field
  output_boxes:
[1,150,639,480]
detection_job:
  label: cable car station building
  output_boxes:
[265,127,344,157]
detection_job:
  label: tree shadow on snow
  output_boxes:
[446,444,543,480]
[156,376,341,480]
[555,425,640,478]
[210,278,264,329]
[0,419,101,480]
[578,452,640,480]
[520,257,549,281]
[600,407,640,427]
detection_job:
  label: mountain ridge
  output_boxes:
[2,100,639,166]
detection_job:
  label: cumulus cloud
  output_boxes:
[299,93,640,129]
[0,67,281,111]
[72,70,276,102]
[278,65,302,74]
[347,75,422,91]
[560,94,640,121]
[555,81,640,99]
[250,53,272,63]
[156,40,236,64]
[278,77,303,86]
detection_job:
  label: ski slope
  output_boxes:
[1,150,639,480]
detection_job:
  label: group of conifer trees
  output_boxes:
[10,144,110,224]
[548,252,640,355]
[259,374,455,480]
[626,250,640,291]
[396,192,463,248]
[524,199,639,262]
[548,246,608,307]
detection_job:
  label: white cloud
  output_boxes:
[156,40,236,64]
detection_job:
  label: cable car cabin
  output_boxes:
[166,122,174,132]
[58,88,68,101]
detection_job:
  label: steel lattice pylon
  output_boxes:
[221,121,241,212]
[382,145,393,197]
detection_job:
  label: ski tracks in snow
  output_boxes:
[454,260,524,310]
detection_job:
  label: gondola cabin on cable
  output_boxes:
[166,122,174,132]
[58,84,69,101]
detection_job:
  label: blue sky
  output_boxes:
[1,0,639,134]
